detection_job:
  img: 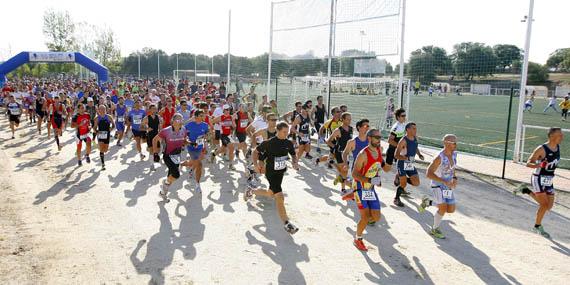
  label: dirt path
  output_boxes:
[1,120,569,284]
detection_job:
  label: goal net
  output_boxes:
[470,83,491,95]
[518,125,570,168]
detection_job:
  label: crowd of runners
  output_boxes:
[0,77,563,251]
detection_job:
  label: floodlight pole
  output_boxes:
[513,0,535,162]
[267,2,274,99]
[176,54,179,71]
[397,0,407,108]
[227,9,231,90]
[326,0,335,115]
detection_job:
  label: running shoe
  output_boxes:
[229,163,236,171]
[400,189,411,197]
[393,174,400,187]
[85,156,91,164]
[417,197,430,213]
[341,189,354,200]
[314,158,320,166]
[140,153,146,161]
[353,239,368,252]
[316,147,321,154]
[393,198,405,207]
[159,190,170,203]
[430,227,445,239]
[244,187,254,202]
[101,165,106,171]
[284,222,299,235]
[514,184,531,195]
[11,136,15,139]
[333,175,341,186]
[78,160,82,167]
[533,225,551,239]
[305,153,314,160]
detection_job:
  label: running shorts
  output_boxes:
[354,188,381,210]
[431,185,456,205]
[163,152,181,179]
[397,159,418,177]
[266,171,285,194]
[531,174,555,195]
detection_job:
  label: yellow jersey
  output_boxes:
[559,100,570,110]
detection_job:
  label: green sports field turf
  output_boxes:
[247,80,570,168]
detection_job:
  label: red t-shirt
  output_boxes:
[220,114,233,135]
[73,113,91,136]
[235,111,249,133]
[162,107,175,128]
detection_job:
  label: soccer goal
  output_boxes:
[470,84,491,95]
[517,124,570,165]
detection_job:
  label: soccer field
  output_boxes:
[247,80,570,168]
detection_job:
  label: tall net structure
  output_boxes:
[268,0,403,129]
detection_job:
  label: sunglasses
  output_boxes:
[369,135,382,140]
[400,114,407,117]
[268,118,278,121]
[444,140,457,145]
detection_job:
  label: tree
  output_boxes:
[493,44,522,73]
[385,62,393,75]
[42,9,76,52]
[452,42,497,80]
[527,62,549,84]
[546,48,570,72]
[408,46,452,84]
[93,27,121,72]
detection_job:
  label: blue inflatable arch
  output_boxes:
[0,51,109,87]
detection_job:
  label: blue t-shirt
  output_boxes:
[185,121,209,152]
[124,99,135,112]
[128,109,146,131]
[111,95,119,104]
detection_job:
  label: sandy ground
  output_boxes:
[0,118,569,285]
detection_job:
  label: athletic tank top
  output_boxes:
[7,102,21,116]
[297,114,310,134]
[390,121,406,142]
[147,114,160,134]
[97,115,111,133]
[236,111,249,133]
[35,98,44,112]
[116,105,127,123]
[336,126,353,152]
[355,147,383,190]
[431,150,457,187]
[534,144,560,176]
[403,136,418,159]
[162,107,175,128]
[315,104,325,123]
[52,104,64,120]
[352,137,369,159]
[220,114,233,135]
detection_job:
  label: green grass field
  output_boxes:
[246,80,570,168]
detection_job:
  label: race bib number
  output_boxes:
[240,119,248,128]
[170,154,181,164]
[361,190,376,201]
[196,137,205,146]
[404,161,415,171]
[79,134,89,140]
[97,131,108,140]
[11,109,21,115]
[117,117,125,123]
[540,176,553,187]
[301,134,310,142]
[442,189,453,199]
[133,118,142,125]
[274,156,288,171]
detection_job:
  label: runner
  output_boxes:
[35,92,46,135]
[543,96,559,113]
[153,113,190,203]
[233,103,251,160]
[312,96,326,154]
[49,96,67,151]
[159,97,176,128]
[94,105,115,171]
[6,95,22,139]
[185,110,210,192]
[515,127,563,238]
[559,95,570,121]
[244,121,300,235]
[291,104,313,160]
[326,112,353,196]
[418,134,459,239]
[315,106,342,169]
[72,104,92,166]
[113,97,128,146]
[393,122,424,207]
[341,118,370,200]
[210,104,237,170]
[127,100,147,160]
[142,104,162,170]
[350,128,390,251]
[387,108,407,184]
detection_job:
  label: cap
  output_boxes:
[87,97,94,102]
[223,104,230,110]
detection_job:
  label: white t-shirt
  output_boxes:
[251,116,268,132]
[213,107,224,131]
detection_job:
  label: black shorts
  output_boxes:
[221,134,231,146]
[133,129,145,138]
[147,132,158,146]
[98,138,110,145]
[334,151,344,164]
[236,132,247,143]
[297,133,311,145]
[315,122,323,135]
[266,171,285,194]
[386,145,396,165]
[9,115,20,124]
[36,111,45,119]
[163,153,181,179]
[215,130,221,140]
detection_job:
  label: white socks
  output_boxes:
[434,212,443,229]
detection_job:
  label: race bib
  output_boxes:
[274,156,288,171]
[540,176,553,187]
[11,109,21,115]
[133,118,142,125]
[442,189,453,199]
[117,117,125,123]
[170,154,181,164]
[404,161,415,171]
[79,134,89,140]
[301,134,310,142]
[361,190,376,201]
[97,131,108,140]
[240,119,248,128]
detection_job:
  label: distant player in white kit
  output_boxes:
[543,96,558,113]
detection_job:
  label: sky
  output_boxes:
[0,0,568,65]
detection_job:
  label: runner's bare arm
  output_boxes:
[395,139,408,160]
[342,139,355,163]
[351,152,368,183]
[152,134,161,155]
[426,156,446,184]
[526,146,546,168]
[388,133,398,147]
[326,129,340,148]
